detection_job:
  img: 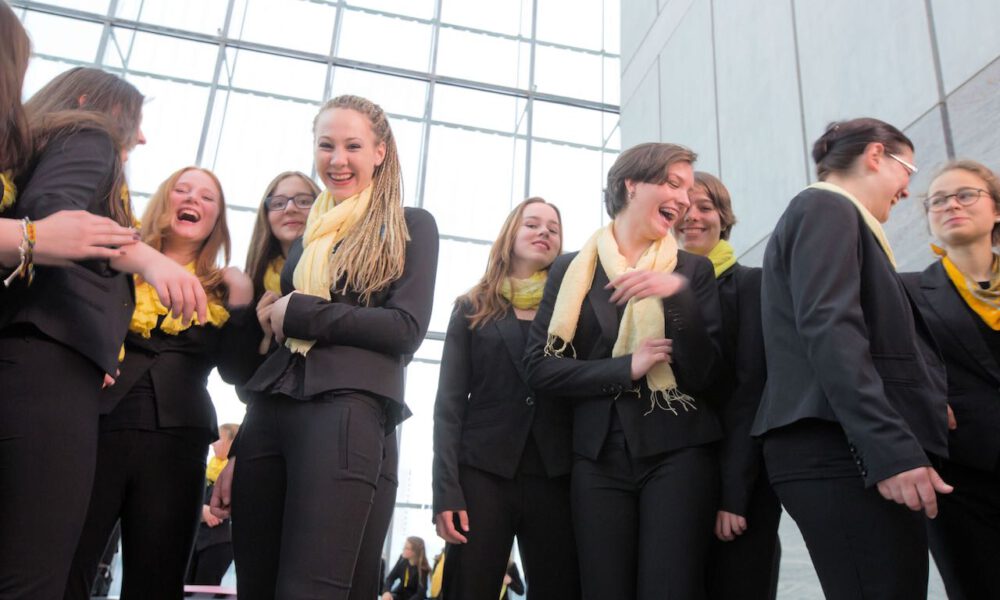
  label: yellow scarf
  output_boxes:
[809,181,897,268]
[0,172,15,212]
[287,185,372,355]
[932,245,1000,330]
[206,455,227,484]
[430,551,445,597]
[545,223,696,415]
[130,262,230,338]
[707,239,736,278]
[264,255,285,295]
[501,270,547,310]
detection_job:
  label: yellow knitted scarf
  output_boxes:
[500,270,547,310]
[130,262,229,338]
[545,223,696,415]
[0,172,15,212]
[287,185,372,355]
[206,455,228,484]
[707,239,736,278]
[263,255,285,295]
[932,244,1000,330]
[809,181,897,268]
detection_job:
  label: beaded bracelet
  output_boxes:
[2,217,35,288]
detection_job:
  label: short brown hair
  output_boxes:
[605,143,697,219]
[693,171,737,240]
[927,159,1000,245]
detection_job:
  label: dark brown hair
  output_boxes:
[927,159,1000,245]
[0,1,31,174]
[605,143,697,219]
[693,171,737,241]
[812,118,913,181]
[462,197,562,328]
[24,67,145,226]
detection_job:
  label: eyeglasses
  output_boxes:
[887,153,918,176]
[265,193,316,211]
[924,188,988,212]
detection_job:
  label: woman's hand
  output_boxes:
[381,593,392,600]
[32,211,139,265]
[434,510,470,544]
[221,266,254,308]
[714,510,748,541]
[201,504,222,527]
[268,292,294,344]
[947,404,957,430]
[630,337,672,380]
[256,291,279,353]
[209,458,235,519]
[876,466,953,518]
[607,270,687,305]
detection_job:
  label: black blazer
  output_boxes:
[713,263,768,516]
[432,301,573,513]
[244,208,439,424]
[903,262,1000,474]
[752,188,948,486]
[0,129,133,375]
[525,248,724,460]
[100,307,258,436]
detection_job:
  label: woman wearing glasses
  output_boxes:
[752,117,950,599]
[902,160,1000,599]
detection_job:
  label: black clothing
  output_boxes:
[382,557,427,600]
[501,562,524,599]
[349,430,399,600]
[187,481,234,587]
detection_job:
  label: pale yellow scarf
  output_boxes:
[809,181,897,268]
[545,224,696,415]
[707,239,736,278]
[501,270,547,310]
[130,262,229,338]
[932,245,1000,330]
[287,185,372,355]
[263,255,285,295]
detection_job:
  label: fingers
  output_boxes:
[732,514,748,535]
[929,468,953,495]
[458,510,470,534]
[193,282,209,325]
[180,278,197,325]
[714,512,733,541]
[155,281,173,314]
[435,512,467,544]
[947,404,957,430]
[257,291,279,310]
[915,476,939,519]
[102,373,115,389]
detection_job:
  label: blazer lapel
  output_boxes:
[922,262,1000,384]
[495,310,530,383]
[586,260,619,357]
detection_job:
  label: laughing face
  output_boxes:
[313,107,386,203]
[675,183,722,255]
[167,169,221,245]
[623,161,694,242]
[873,146,915,223]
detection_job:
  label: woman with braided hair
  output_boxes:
[211,94,439,599]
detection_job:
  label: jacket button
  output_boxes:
[525,396,534,406]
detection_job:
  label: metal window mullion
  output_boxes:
[523,0,538,199]
[414,0,443,211]
[93,0,117,65]
[195,0,236,167]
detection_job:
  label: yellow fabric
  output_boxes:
[130,262,230,338]
[403,567,409,588]
[287,185,373,355]
[430,551,445,597]
[206,456,228,484]
[545,223,696,415]
[121,182,139,228]
[808,181,897,268]
[264,256,285,295]
[0,172,15,212]
[932,245,1000,330]
[707,239,736,278]
[500,270,547,310]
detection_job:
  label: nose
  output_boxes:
[678,191,691,210]
[329,148,346,166]
[136,128,147,146]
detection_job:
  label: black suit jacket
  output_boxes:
[432,301,573,513]
[0,129,133,375]
[903,262,1000,474]
[244,208,439,425]
[525,248,724,460]
[752,188,948,486]
[713,263,768,516]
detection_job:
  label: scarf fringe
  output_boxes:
[643,388,698,416]
[544,334,576,359]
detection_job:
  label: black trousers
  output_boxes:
[706,467,782,600]
[64,428,207,600]
[188,542,234,586]
[349,430,399,600]
[0,331,103,600]
[232,393,385,600]
[572,431,718,600]
[442,465,580,600]
[926,459,1000,600]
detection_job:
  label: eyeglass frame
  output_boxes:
[265,193,317,211]
[887,153,918,176]
[923,188,989,212]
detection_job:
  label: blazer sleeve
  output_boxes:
[718,268,767,515]
[784,193,928,485]
[282,208,439,356]
[214,306,266,386]
[524,254,634,397]
[665,254,723,393]
[432,301,473,514]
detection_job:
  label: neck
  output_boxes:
[945,236,995,281]
[279,239,292,257]
[611,218,652,266]
[509,257,542,279]
[163,239,200,266]
[824,174,883,222]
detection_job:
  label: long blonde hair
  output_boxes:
[463,197,562,329]
[244,171,321,299]
[140,166,231,302]
[313,95,408,305]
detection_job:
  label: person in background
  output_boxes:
[381,537,430,600]
[188,423,242,588]
[500,558,524,600]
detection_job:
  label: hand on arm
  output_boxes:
[630,337,672,380]
[221,266,254,308]
[209,458,234,519]
[714,510,748,541]
[111,242,208,325]
[606,270,687,305]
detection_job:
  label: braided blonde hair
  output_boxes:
[314,95,408,304]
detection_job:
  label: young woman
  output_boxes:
[676,172,780,599]
[433,197,579,599]
[63,166,255,600]
[752,118,950,599]
[211,94,439,599]
[525,143,724,599]
[902,160,1000,599]
[380,537,430,600]
[0,67,206,600]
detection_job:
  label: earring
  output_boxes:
[627,188,635,201]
